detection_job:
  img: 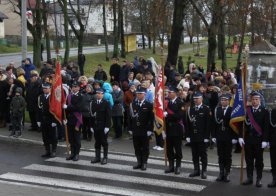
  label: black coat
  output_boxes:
[37,94,56,124]
[66,92,83,126]
[109,63,121,82]
[26,80,42,111]
[269,109,276,146]
[94,70,107,81]
[165,97,185,137]
[91,99,111,130]
[129,100,154,136]
[212,106,237,141]
[187,104,211,142]
[243,106,269,144]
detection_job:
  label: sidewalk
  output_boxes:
[0,123,271,169]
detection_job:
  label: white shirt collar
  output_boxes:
[252,105,260,110]
[195,104,202,109]
[171,97,177,103]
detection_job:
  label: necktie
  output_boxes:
[138,101,141,106]
[97,100,100,104]
[253,109,256,113]
[195,106,199,111]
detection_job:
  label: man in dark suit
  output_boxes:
[37,82,58,158]
[64,81,83,161]
[90,88,111,165]
[212,93,237,182]
[240,91,269,187]
[268,108,276,188]
[129,85,154,171]
[186,91,211,179]
[109,58,121,83]
[164,86,185,175]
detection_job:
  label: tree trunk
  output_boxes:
[58,0,69,63]
[42,0,51,60]
[33,1,42,68]
[167,0,186,66]
[78,32,84,54]
[118,0,126,58]
[153,36,156,54]
[139,0,146,49]
[270,1,275,45]
[207,25,217,72]
[113,0,119,58]
[217,15,227,70]
[103,0,109,61]
[237,13,247,65]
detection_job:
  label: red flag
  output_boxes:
[154,69,164,135]
[50,62,65,124]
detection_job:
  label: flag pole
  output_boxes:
[160,46,168,166]
[240,44,249,184]
[63,112,70,157]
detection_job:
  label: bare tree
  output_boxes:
[118,0,126,58]
[102,0,109,61]
[112,0,119,58]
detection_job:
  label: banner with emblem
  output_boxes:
[50,61,65,124]
[154,68,164,135]
[230,69,246,134]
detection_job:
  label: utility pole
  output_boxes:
[21,0,27,60]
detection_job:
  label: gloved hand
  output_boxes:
[186,137,191,143]
[104,127,109,134]
[63,119,67,125]
[204,139,209,143]
[261,141,268,148]
[51,123,57,127]
[90,128,94,133]
[128,130,133,135]
[211,138,216,143]
[232,139,238,144]
[37,122,41,127]
[163,112,168,117]
[147,131,152,136]
[238,138,245,147]
[161,131,166,139]
[63,104,68,109]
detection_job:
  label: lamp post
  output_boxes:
[21,0,27,60]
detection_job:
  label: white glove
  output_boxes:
[90,128,94,133]
[186,137,191,143]
[238,138,245,147]
[63,119,67,125]
[37,122,41,127]
[262,141,268,149]
[51,123,57,127]
[204,139,209,143]
[211,138,216,143]
[104,127,109,134]
[147,131,152,136]
[128,130,133,135]
[63,104,67,109]
[232,139,238,144]
[161,131,166,139]
[163,112,168,117]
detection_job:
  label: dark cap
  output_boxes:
[220,93,231,100]
[72,81,80,87]
[193,91,203,99]
[95,88,104,94]
[168,86,178,93]
[207,81,215,87]
[175,72,181,77]
[136,85,147,94]
[42,82,52,89]
[250,91,261,98]
[15,87,23,94]
[111,81,119,86]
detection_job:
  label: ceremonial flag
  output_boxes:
[230,71,246,134]
[50,62,65,124]
[154,69,164,135]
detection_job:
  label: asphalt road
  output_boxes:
[0,140,275,196]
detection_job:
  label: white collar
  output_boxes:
[170,97,177,103]
[252,105,260,110]
[195,104,202,109]
[73,91,79,96]
[222,105,229,110]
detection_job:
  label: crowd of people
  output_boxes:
[0,55,275,188]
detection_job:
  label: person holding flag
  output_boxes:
[212,93,237,182]
[240,91,269,187]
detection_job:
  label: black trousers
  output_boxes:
[94,128,108,150]
[29,110,38,129]
[133,135,149,164]
[154,132,164,147]
[244,143,264,179]
[79,64,84,76]
[270,145,276,177]
[68,124,81,155]
[112,116,123,138]
[166,136,182,161]
[82,116,92,139]
[217,141,232,172]
[191,141,208,171]
[11,114,23,132]
[41,123,58,146]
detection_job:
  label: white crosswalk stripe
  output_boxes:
[0,150,220,195]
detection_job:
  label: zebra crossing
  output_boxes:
[0,149,220,195]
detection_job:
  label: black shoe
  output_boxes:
[9,131,15,137]
[242,178,253,185]
[91,158,101,164]
[101,158,107,165]
[256,179,262,188]
[268,180,276,188]
[14,132,22,138]
[50,152,56,158]
[66,154,74,160]
[41,152,51,158]
[174,167,181,175]
[164,167,174,173]
[201,171,207,179]
[216,174,224,182]
[223,174,230,182]
[141,164,147,171]
[72,154,79,161]
[133,164,142,169]
[189,171,200,177]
